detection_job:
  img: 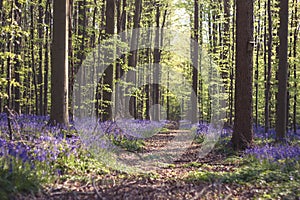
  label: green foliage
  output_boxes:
[0,158,42,199]
[194,134,205,144]
[112,137,145,152]
[187,156,300,199]
[54,149,110,182]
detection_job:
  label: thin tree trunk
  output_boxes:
[6,1,14,140]
[152,4,160,121]
[255,0,261,128]
[43,0,50,115]
[263,1,267,129]
[38,0,44,115]
[190,0,198,123]
[13,0,22,114]
[292,0,298,134]
[0,0,3,113]
[127,0,142,119]
[229,0,236,126]
[30,4,39,115]
[265,0,272,134]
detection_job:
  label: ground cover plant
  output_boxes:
[0,113,299,199]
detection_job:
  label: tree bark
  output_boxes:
[99,0,115,121]
[292,0,298,134]
[43,0,50,115]
[50,0,69,126]
[190,0,198,123]
[14,0,22,114]
[152,4,160,121]
[127,0,142,119]
[38,0,44,115]
[265,0,272,134]
[30,4,39,115]
[232,0,254,150]
[276,0,288,141]
[255,0,261,128]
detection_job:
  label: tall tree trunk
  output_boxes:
[276,0,288,141]
[127,0,142,119]
[254,0,261,128]
[50,0,69,126]
[265,0,272,134]
[38,0,44,115]
[72,0,87,119]
[223,0,230,122]
[292,0,298,134]
[152,3,160,121]
[30,4,39,115]
[100,0,115,121]
[14,0,22,114]
[44,0,50,115]
[0,0,3,113]
[229,0,236,126]
[6,1,13,139]
[116,0,127,118]
[190,0,198,123]
[232,0,254,150]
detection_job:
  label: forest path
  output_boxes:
[22,130,256,200]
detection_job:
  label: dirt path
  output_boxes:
[19,131,256,200]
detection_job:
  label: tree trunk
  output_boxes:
[265,0,272,134]
[14,0,22,114]
[229,0,236,126]
[0,0,3,113]
[276,0,288,141]
[50,0,69,126]
[99,0,115,121]
[190,0,198,123]
[232,0,254,150]
[254,0,261,128]
[126,0,142,119]
[38,0,44,115]
[292,0,298,134]
[43,0,51,115]
[30,4,39,115]
[152,4,160,121]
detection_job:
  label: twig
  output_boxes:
[5,106,13,140]
[50,191,95,196]
[72,191,80,200]
[92,177,103,200]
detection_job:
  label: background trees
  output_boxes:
[0,0,298,141]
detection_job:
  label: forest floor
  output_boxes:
[17,130,270,200]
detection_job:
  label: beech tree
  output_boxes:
[232,0,254,150]
[100,0,115,121]
[50,0,69,126]
[190,0,199,124]
[276,0,289,141]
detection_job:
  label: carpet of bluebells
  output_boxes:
[0,114,167,173]
[0,113,300,198]
[1,113,300,171]
[0,113,80,171]
[246,125,300,162]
